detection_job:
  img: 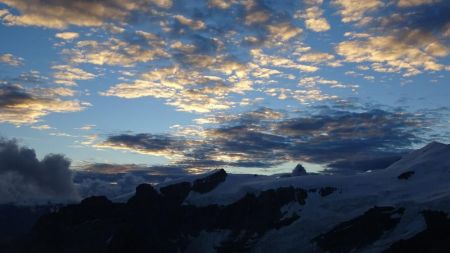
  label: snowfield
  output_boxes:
[166,142,450,252]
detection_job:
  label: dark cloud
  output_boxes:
[276,109,422,162]
[0,83,33,107]
[0,137,79,204]
[101,133,190,156]
[0,83,86,125]
[383,2,450,35]
[100,106,434,173]
[0,0,150,28]
[78,162,189,175]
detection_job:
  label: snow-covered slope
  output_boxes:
[178,142,450,252]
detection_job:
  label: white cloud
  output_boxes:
[0,83,89,125]
[55,32,79,40]
[52,65,96,86]
[336,35,448,76]
[0,53,23,66]
[333,0,383,24]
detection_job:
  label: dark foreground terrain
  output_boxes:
[2,142,450,252]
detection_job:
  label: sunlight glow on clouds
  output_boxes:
[0,53,22,66]
[0,83,88,125]
[0,0,449,173]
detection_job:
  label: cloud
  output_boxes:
[336,34,447,76]
[77,124,95,131]
[174,15,206,30]
[97,106,433,172]
[299,52,336,64]
[327,155,403,174]
[149,0,172,9]
[397,0,440,7]
[74,171,149,199]
[208,0,235,9]
[31,124,53,130]
[102,63,248,112]
[264,87,338,103]
[380,2,450,36]
[296,1,330,32]
[0,83,88,125]
[245,10,270,25]
[332,0,384,24]
[334,0,450,76]
[0,137,79,204]
[97,133,193,158]
[77,162,188,175]
[299,76,357,89]
[266,22,303,43]
[250,48,319,74]
[52,65,96,86]
[66,38,168,66]
[0,53,23,66]
[55,32,79,40]
[73,163,189,199]
[0,0,143,29]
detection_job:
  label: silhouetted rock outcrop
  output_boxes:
[160,181,191,205]
[292,163,307,176]
[314,206,404,253]
[398,171,415,180]
[127,183,161,209]
[3,142,450,252]
[319,187,337,197]
[383,210,450,253]
[12,181,308,253]
[192,169,227,193]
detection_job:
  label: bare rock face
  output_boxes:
[192,169,227,193]
[398,171,415,180]
[127,183,161,209]
[292,163,307,176]
[159,182,191,205]
[319,187,337,197]
[383,210,450,253]
[13,183,308,253]
[314,206,405,253]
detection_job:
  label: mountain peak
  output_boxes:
[421,141,447,150]
[415,141,449,156]
[386,141,450,172]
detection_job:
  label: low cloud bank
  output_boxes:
[0,138,79,204]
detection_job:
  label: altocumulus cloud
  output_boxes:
[0,53,22,66]
[3,0,448,115]
[335,0,450,76]
[0,0,158,29]
[98,106,433,173]
[0,138,79,204]
[0,83,88,125]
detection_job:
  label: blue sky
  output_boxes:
[1,0,449,175]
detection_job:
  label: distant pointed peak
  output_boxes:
[292,163,307,176]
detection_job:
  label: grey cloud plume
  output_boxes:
[0,137,79,204]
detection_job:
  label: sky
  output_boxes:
[1,0,450,177]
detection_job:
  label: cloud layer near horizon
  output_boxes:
[0,138,79,204]
[97,106,429,172]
